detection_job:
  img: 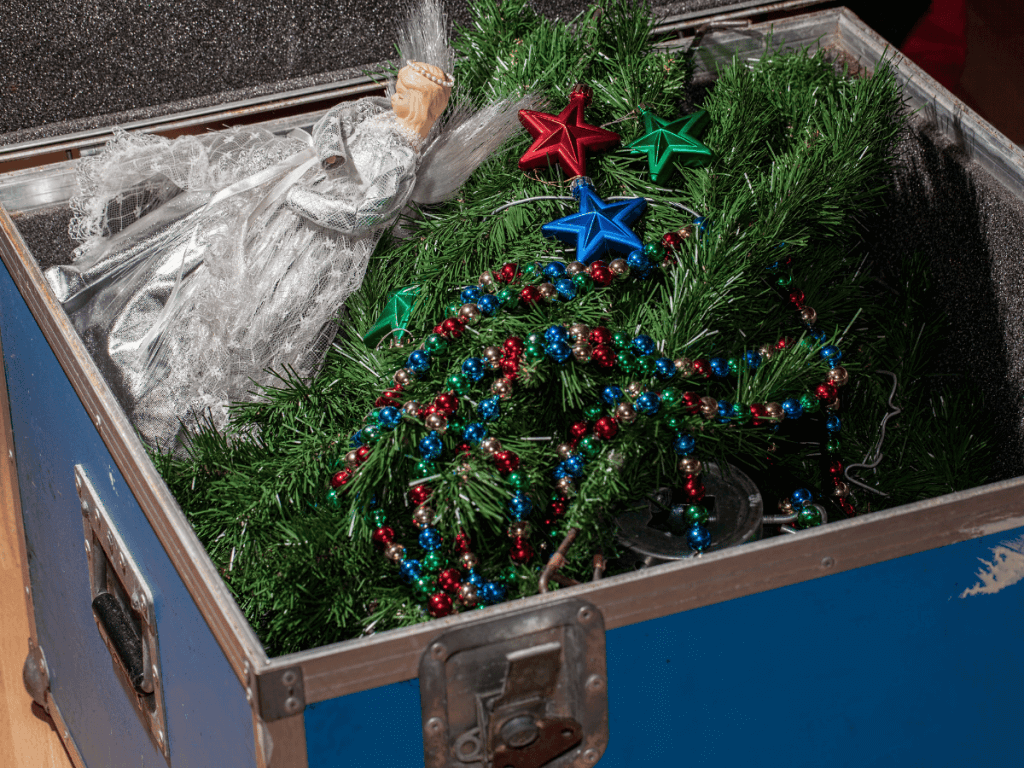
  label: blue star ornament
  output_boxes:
[541,184,646,265]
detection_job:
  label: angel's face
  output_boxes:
[391,78,418,121]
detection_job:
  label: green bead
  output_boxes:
[612,332,631,350]
[370,511,387,527]
[526,333,544,346]
[448,417,465,434]
[524,262,539,277]
[422,550,446,573]
[424,334,448,355]
[367,409,382,425]
[361,425,382,444]
[330,456,346,471]
[637,356,655,376]
[727,358,740,375]
[826,438,841,453]
[799,393,820,413]
[643,241,664,258]
[497,288,516,307]
[578,435,601,458]
[583,403,604,420]
[684,505,709,525]
[447,301,462,316]
[447,373,470,395]
[413,576,435,600]
[775,272,793,288]
[415,459,436,478]
[326,488,342,509]
[661,414,683,431]
[797,507,823,528]
[731,403,751,422]
[616,352,636,373]
[571,273,592,293]
[507,471,528,490]
[499,565,521,585]
[661,388,681,409]
[526,343,545,362]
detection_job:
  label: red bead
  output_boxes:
[593,416,618,440]
[692,359,711,378]
[374,395,399,408]
[497,263,520,284]
[435,393,459,415]
[682,483,705,502]
[433,323,447,337]
[838,498,856,517]
[661,231,682,252]
[588,326,612,347]
[548,499,568,517]
[427,592,454,618]
[355,446,371,462]
[782,256,794,268]
[503,337,525,358]
[776,337,793,350]
[814,382,838,403]
[409,485,432,505]
[750,403,768,425]
[493,450,520,475]
[788,289,806,307]
[371,526,395,548]
[828,460,845,477]
[569,421,590,439]
[499,359,520,380]
[682,391,701,414]
[442,317,465,339]
[509,537,534,564]
[455,531,472,553]
[519,285,541,304]
[438,568,462,594]
[591,345,616,370]
[590,265,613,287]
[331,469,352,488]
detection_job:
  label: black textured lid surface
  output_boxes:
[0,0,767,145]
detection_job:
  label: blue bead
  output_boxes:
[745,350,762,370]
[478,397,501,422]
[546,340,572,364]
[634,265,655,282]
[350,431,363,447]
[820,345,842,363]
[565,455,585,477]
[508,492,534,519]
[627,250,651,272]
[418,431,443,460]
[602,385,624,404]
[791,488,813,505]
[399,560,421,583]
[782,398,803,419]
[636,392,661,416]
[544,325,569,344]
[479,581,507,605]
[465,571,484,588]
[552,463,568,479]
[463,422,487,444]
[810,328,827,342]
[709,356,730,377]
[826,414,842,433]
[460,286,482,304]
[542,261,567,279]
[717,399,732,421]
[462,357,485,382]
[687,524,712,552]
[555,278,577,301]
[407,350,431,374]
[418,527,443,551]
[674,434,696,455]
[378,406,402,429]
[693,215,709,234]
[632,334,656,357]
[478,294,499,316]
[654,358,676,380]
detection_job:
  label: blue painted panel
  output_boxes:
[304,524,1024,767]
[0,260,257,768]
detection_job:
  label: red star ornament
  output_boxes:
[518,84,621,177]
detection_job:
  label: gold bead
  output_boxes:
[765,402,784,421]
[826,397,841,412]
[481,437,502,455]
[778,498,794,513]
[827,366,849,386]
[491,378,514,398]
[425,413,447,432]
[678,457,702,476]
[568,322,590,342]
[384,543,406,562]
[538,282,558,301]
[555,476,576,495]
[413,504,435,528]
[478,270,495,288]
[483,346,503,367]
[572,342,593,363]
[460,551,479,570]
[608,258,629,276]
[678,225,694,240]
[459,303,481,324]
[507,521,531,538]
[402,400,420,417]
[565,261,586,277]
[394,368,413,387]
[700,396,718,419]
[345,450,360,469]
[833,481,850,498]
[457,582,478,607]
[674,357,694,376]
[625,381,644,398]
[756,345,773,362]
[799,306,817,324]
[556,443,574,459]
[615,403,637,424]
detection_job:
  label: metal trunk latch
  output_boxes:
[420,598,608,768]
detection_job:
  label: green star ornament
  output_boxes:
[625,109,713,183]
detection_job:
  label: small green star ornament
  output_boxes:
[625,109,713,183]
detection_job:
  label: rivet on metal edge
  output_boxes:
[157,729,164,744]
[425,717,444,735]
[431,643,446,659]
[63,731,69,740]
[94,415,102,426]
[84,540,90,554]
[246,687,253,703]
[821,556,835,568]
[583,748,599,763]
[151,665,159,681]
[577,606,592,624]
[244,660,252,676]
[585,674,604,692]
[284,696,300,714]
[282,670,297,686]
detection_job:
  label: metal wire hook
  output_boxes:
[844,369,902,496]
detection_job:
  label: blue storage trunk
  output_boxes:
[2,4,1023,767]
